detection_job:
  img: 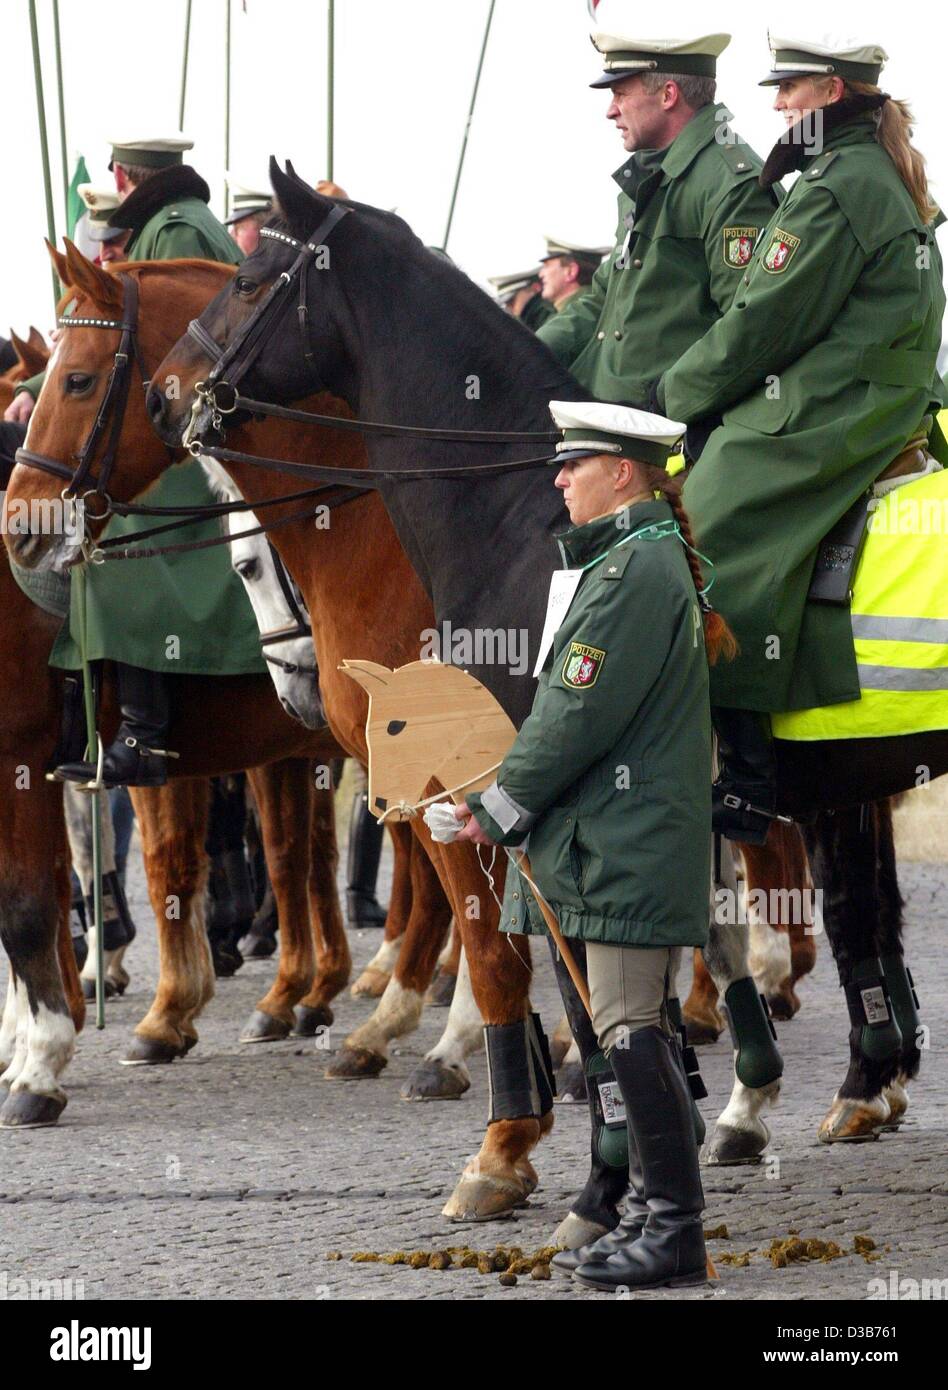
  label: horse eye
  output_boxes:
[235,558,259,579]
[234,277,257,296]
[386,720,406,736]
[65,372,94,394]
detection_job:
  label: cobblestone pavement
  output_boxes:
[1,833,946,1303]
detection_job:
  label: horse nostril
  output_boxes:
[145,387,164,424]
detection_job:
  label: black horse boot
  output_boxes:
[711,707,779,846]
[574,1027,707,1291]
[56,664,174,788]
[346,791,387,928]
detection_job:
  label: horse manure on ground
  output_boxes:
[714,1233,879,1269]
[339,1244,561,1284]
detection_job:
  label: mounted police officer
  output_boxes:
[454,400,734,1291]
[657,34,947,843]
[224,177,273,257]
[537,26,780,431]
[77,185,130,265]
[537,235,609,313]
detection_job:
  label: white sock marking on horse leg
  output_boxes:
[436,924,456,971]
[0,980,30,1087]
[364,935,402,976]
[345,977,424,1054]
[13,1001,75,1100]
[748,914,792,999]
[0,975,19,1070]
[425,948,482,1075]
[562,1036,581,1067]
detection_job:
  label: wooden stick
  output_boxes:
[516,850,717,1281]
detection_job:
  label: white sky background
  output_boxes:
[2,0,947,336]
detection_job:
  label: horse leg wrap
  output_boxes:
[484,1016,554,1122]
[87,870,137,951]
[880,952,921,1054]
[667,995,707,1147]
[844,957,902,1064]
[722,976,784,1089]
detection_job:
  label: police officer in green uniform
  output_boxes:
[50,134,258,788]
[657,34,947,843]
[537,236,609,313]
[488,268,555,330]
[453,401,736,1291]
[537,28,780,421]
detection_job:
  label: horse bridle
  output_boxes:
[258,539,317,676]
[184,205,351,439]
[15,273,150,517]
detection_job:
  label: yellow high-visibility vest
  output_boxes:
[773,463,948,741]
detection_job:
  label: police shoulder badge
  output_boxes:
[722,226,758,269]
[563,642,606,689]
[762,227,801,274]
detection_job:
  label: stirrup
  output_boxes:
[720,793,793,827]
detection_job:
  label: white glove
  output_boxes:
[423,802,464,843]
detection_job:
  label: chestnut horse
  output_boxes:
[4,246,543,1221]
[0,328,47,414]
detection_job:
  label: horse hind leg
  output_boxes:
[703,838,783,1167]
[745,824,817,1021]
[350,820,410,999]
[426,920,461,1008]
[803,805,902,1144]
[63,784,126,1001]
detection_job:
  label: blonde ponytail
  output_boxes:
[846,81,938,224]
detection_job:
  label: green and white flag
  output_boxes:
[66,155,90,239]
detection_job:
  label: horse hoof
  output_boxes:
[551,1210,611,1251]
[293,1004,334,1037]
[681,1014,722,1046]
[442,1172,529,1222]
[239,931,278,960]
[555,1060,587,1103]
[818,1094,889,1143]
[324,1045,387,1079]
[424,969,457,1009]
[705,1123,767,1166]
[765,991,798,1022]
[81,977,117,1000]
[350,968,389,999]
[401,1058,470,1101]
[239,1010,291,1044]
[120,1036,186,1066]
[880,1079,909,1130]
[0,1089,67,1128]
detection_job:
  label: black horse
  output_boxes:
[147,160,940,1229]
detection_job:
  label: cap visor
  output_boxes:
[589,70,627,89]
[87,224,127,242]
[552,447,603,464]
[758,69,809,85]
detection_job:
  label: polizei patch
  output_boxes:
[722,226,758,268]
[563,642,605,688]
[762,227,801,274]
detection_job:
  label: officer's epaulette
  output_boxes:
[804,149,841,181]
[599,545,635,581]
[716,141,762,180]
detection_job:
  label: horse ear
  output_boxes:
[269,157,330,239]
[63,238,123,312]
[339,659,393,693]
[45,238,70,290]
[27,326,46,351]
[10,328,48,377]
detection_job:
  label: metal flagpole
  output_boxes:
[326,0,334,180]
[441,0,495,252]
[178,0,192,129]
[28,0,60,305]
[51,0,68,221]
[224,0,232,214]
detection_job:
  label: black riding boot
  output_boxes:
[574,1027,707,1291]
[55,664,173,788]
[346,791,387,928]
[552,1126,647,1275]
[711,706,778,846]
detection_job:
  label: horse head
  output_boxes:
[2,241,233,572]
[340,658,515,820]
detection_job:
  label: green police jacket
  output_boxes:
[537,104,780,404]
[125,195,242,263]
[661,112,947,713]
[468,499,712,948]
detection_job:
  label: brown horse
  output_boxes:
[0,327,48,414]
[4,245,544,1220]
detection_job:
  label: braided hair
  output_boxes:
[641,466,738,666]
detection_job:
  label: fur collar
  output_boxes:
[760,93,890,189]
[107,165,211,234]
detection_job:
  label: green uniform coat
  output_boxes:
[124,195,242,263]
[468,499,712,948]
[537,104,781,403]
[661,114,947,712]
